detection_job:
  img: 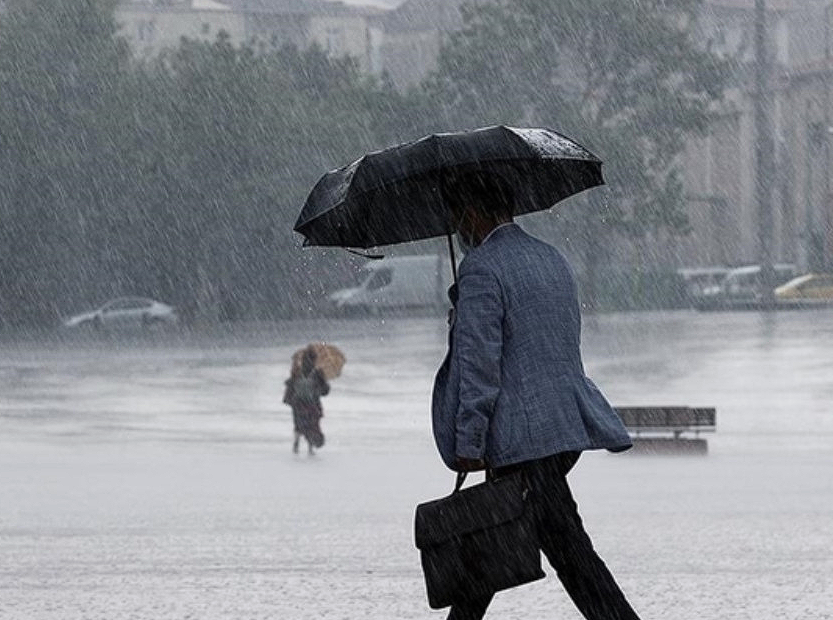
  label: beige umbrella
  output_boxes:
[291,343,345,380]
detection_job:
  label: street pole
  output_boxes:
[754,0,776,305]
[824,2,832,272]
[805,105,817,272]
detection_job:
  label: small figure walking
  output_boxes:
[283,346,329,455]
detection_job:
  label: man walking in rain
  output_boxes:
[432,171,642,620]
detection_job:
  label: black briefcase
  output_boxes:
[414,471,544,609]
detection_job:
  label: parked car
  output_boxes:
[63,297,177,329]
[328,255,452,315]
[677,266,730,307]
[774,274,833,306]
[695,263,797,310]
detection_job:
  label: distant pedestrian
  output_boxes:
[283,346,329,455]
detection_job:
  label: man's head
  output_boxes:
[442,171,514,247]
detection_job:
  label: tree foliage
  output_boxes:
[429,0,727,227]
[0,0,730,325]
[0,1,402,326]
[417,0,729,307]
[0,0,131,324]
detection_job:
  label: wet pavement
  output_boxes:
[1,310,832,619]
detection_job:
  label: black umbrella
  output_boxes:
[294,125,604,251]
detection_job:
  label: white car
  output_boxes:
[63,297,177,329]
[328,255,451,315]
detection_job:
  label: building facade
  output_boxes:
[682,0,833,272]
[116,0,384,73]
[378,0,468,90]
[117,1,244,57]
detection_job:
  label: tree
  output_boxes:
[0,0,132,324]
[423,0,729,308]
[0,3,409,325]
[135,35,407,321]
[0,2,522,326]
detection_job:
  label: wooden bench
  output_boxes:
[615,407,716,439]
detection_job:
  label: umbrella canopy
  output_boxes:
[292,343,345,380]
[294,125,603,249]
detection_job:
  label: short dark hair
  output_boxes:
[441,170,514,220]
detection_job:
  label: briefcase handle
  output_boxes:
[453,468,497,493]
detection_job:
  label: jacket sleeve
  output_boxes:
[453,262,503,460]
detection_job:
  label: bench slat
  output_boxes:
[615,407,716,433]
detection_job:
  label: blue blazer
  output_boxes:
[431,224,632,470]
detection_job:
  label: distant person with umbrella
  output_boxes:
[294,126,641,618]
[283,344,343,455]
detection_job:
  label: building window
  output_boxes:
[137,20,156,43]
[325,27,344,56]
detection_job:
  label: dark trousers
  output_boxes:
[447,452,641,620]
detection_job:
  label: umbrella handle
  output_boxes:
[446,234,458,284]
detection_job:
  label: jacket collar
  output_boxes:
[480,221,517,247]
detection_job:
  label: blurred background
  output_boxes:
[2,0,832,327]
